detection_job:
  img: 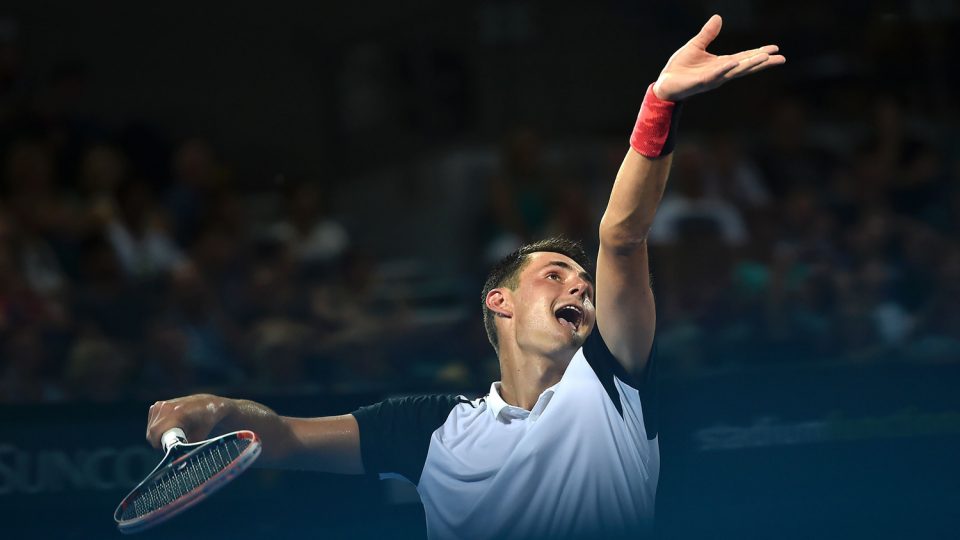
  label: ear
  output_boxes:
[485,288,513,318]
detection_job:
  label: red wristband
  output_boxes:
[629,83,680,158]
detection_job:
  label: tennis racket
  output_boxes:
[114,427,262,534]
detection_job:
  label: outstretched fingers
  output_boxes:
[731,45,780,62]
[729,54,786,80]
[722,45,784,80]
[710,59,740,81]
[728,52,769,77]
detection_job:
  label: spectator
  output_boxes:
[648,143,749,248]
[484,129,557,261]
[703,135,772,209]
[266,181,351,266]
[164,138,226,247]
[101,179,187,281]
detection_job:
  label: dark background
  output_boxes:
[0,1,958,538]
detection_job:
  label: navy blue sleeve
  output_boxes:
[351,394,463,484]
[582,327,658,440]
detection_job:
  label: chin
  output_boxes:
[560,329,587,350]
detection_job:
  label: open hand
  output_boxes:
[653,15,785,102]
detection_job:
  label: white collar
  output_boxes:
[487,381,558,422]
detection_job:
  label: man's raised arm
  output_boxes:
[596,15,785,373]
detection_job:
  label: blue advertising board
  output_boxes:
[2,362,958,539]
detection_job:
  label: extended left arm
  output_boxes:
[596,15,785,373]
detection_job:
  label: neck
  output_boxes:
[496,343,573,411]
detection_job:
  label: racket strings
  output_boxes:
[123,438,251,520]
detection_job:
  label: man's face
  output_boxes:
[504,251,596,356]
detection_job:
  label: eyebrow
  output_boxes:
[545,260,595,285]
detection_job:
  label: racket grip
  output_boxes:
[161,428,188,452]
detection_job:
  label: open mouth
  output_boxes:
[554,304,584,332]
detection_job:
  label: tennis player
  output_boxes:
[146,15,783,539]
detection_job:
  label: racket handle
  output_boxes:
[161,428,188,452]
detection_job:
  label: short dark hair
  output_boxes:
[481,237,594,352]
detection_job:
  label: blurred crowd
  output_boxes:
[646,99,960,374]
[1,10,958,404]
[0,51,442,401]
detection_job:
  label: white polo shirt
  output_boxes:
[353,329,659,539]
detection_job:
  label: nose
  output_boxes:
[569,278,592,299]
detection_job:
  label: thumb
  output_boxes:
[690,14,723,49]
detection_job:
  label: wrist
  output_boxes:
[629,83,683,158]
[651,80,671,101]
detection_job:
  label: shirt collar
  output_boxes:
[487,381,558,422]
[486,382,513,420]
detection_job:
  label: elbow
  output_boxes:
[599,216,651,254]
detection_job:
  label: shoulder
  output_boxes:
[579,328,659,439]
[581,327,641,388]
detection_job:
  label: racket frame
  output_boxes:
[114,429,262,534]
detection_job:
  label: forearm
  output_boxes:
[215,398,287,459]
[600,81,679,250]
[219,398,363,474]
[599,150,673,249]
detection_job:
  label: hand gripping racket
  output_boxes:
[114,427,262,534]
